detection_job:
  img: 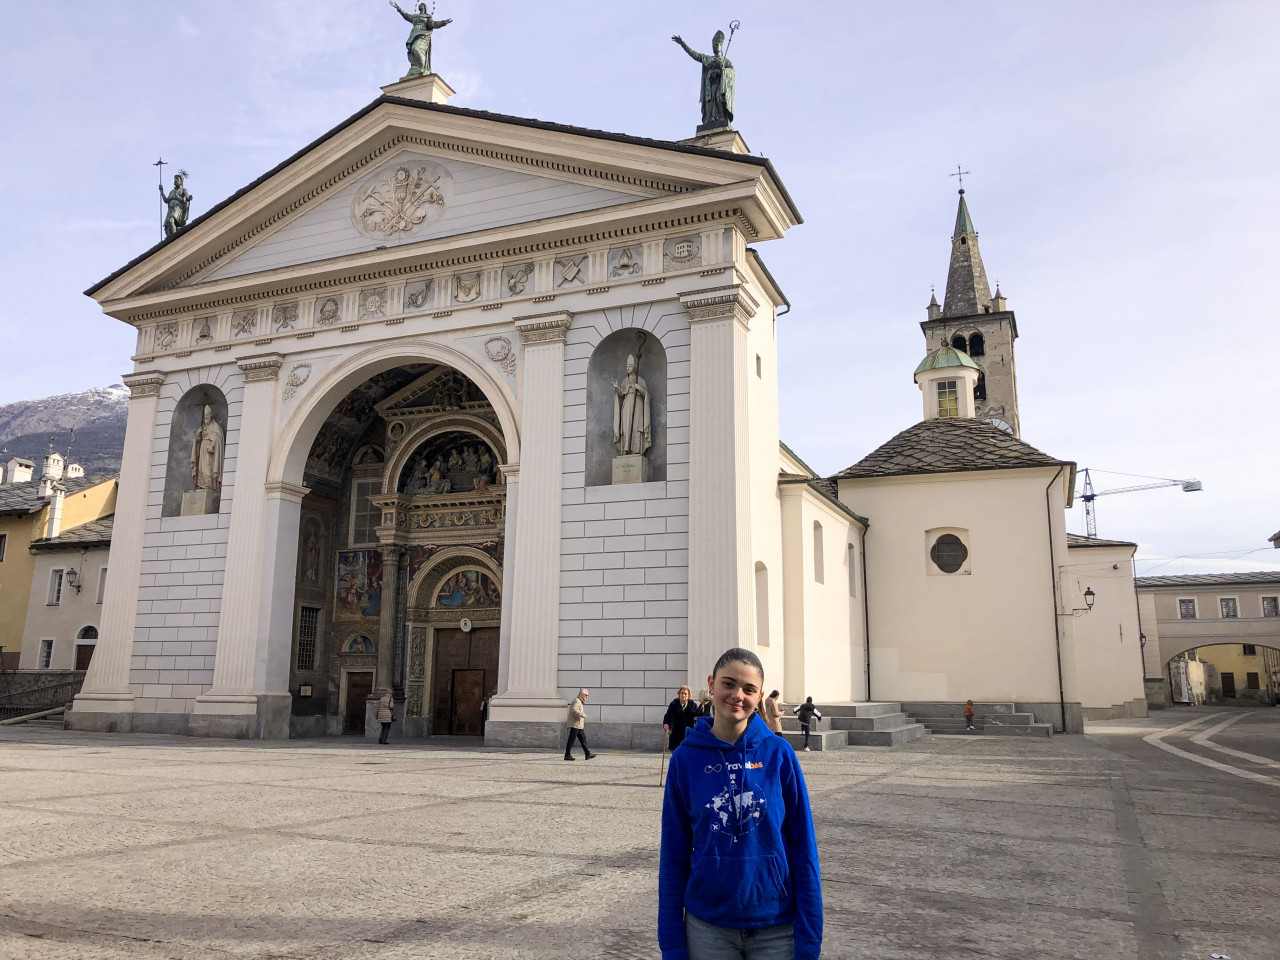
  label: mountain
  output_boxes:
[0,386,129,477]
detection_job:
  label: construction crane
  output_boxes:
[1078,469,1203,538]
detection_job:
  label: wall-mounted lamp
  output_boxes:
[1084,587,1096,611]
[65,568,81,594]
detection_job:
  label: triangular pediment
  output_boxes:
[196,148,650,285]
[88,96,800,307]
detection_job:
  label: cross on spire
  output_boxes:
[949,164,971,192]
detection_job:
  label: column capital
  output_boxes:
[237,352,285,381]
[264,480,310,504]
[497,462,520,484]
[680,284,759,327]
[514,311,573,344]
[121,371,166,398]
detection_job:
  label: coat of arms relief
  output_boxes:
[351,156,452,239]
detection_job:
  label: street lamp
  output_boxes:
[65,568,81,594]
[1084,587,1095,611]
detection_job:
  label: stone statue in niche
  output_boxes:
[611,353,651,483]
[182,405,224,515]
[672,31,735,129]
[390,1,452,77]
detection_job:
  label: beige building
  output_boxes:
[0,454,115,667]
[20,516,114,672]
[1136,572,1280,704]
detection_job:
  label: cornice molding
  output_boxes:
[121,371,166,398]
[679,284,760,327]
[513,311,573,344]
[237,353,285,381]
[264,481,311,503]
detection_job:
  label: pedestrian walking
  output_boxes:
[793,696,821,752]
[663,685,699,752]
[762,689,784,735]
[376,688,394,745]
[964,699,976,731]
[564,688,595,761]
[659,647,823,960]
[696,687,714,718]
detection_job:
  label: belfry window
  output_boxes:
[951,334,968,353]
[936,380,959,418]
[968,333,985,357]
[974,372,987,402]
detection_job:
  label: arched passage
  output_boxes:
[265,341,521,739]
[1162,642,1280,705]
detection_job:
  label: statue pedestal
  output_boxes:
[181,489,217,516]
[612,455,650,485]
[682,125,751,155]
[381,72,457,105]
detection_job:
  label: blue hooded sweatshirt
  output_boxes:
[658,713,822,960]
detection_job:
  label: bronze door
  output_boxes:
[432,628,500,735]
[345,671,373,734]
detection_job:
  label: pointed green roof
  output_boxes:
[952,190,975,237]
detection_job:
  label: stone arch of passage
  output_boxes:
[268,338,521,487]
[1161,640,1280,669]
[408,546,504,609]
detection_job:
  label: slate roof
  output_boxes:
[30,515,114,551]
[88,96,800,297]
[1067,534,1137,549]
[1136,571,1280,588]
[0,476,110,517]
[834,419,1069,480]
[1270,529,1280,546]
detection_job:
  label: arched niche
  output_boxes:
[408,546,503,610]
[385,414,507,495]
[585,328,667,486]
[163,385,228,517]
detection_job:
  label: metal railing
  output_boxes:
[0,677,84,721]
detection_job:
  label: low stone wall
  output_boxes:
[1,670,84,696]
[1144,679,1171,709]
[1082,698,1149,720]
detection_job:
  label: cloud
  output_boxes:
[177,15,200,38]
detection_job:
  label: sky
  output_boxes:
[0,1,1276,575]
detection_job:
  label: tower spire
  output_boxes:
[941,189,993,319]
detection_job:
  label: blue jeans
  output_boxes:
[686,912,795,960]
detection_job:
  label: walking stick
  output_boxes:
[659,735,668,787]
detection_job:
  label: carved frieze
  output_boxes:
[359,287,388,320]
[238,353,284,382]
[403,279,433,312]
[272,302,299,332]
[315,296,342,326]
[504,262,534,296]
[123,371,166,399]
[663,235,703,271]
[193,317,214,345]
[155,323,179,351]
[555,255,587,287]
[679,284,758,327]
[231,309,257,338]
[514,311,573,345]
[454,272,481,303]
[609,246,643,279]
[406,683,424,717]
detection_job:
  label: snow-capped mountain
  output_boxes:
[0,385,128,477]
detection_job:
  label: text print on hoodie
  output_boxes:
[659,713,822,960]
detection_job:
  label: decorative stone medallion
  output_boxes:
[609,246,643,279]
[283,362,312,400]
[350,155,452,239]
[231,309,257,338]
[556,255,587,287]
[485,336,516,376]
[403,279,433,312]
[272,302,299,332]
[155,323,179,351]
[359,287,388,320]
[454,272,482,303]
[504,263,534,297]
[315,296,342,326]
[193,317,215,345]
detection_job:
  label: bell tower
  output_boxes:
[920,189,1021,436]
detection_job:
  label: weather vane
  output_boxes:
[950,164,971,191]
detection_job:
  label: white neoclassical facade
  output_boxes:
[69,73,805,745]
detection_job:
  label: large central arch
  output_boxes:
[269,338,521,487]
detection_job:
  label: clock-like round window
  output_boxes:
[930,534,969,574]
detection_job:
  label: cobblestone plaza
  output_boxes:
[1,711,1277,959]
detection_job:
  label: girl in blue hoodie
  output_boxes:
[659,647,822,960]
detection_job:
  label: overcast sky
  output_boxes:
[0,1,1276,575]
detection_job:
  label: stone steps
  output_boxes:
[778,703,926,749]
[903,702,1053,738]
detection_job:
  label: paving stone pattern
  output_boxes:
[1,710,1277,959]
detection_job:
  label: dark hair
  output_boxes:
[769,690,779,698]
[805,696,813,703]
[712,647,764,680]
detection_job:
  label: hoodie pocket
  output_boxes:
[687,854,790,915]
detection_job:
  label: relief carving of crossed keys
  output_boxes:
[355,164,447,237]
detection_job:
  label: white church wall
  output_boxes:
[1064,544,1148,717]
[129,366,241,717]
[842,468,1065,705]
[778,485,864,705]
[557,302,691,725]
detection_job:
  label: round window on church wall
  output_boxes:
[930,534,968,574]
